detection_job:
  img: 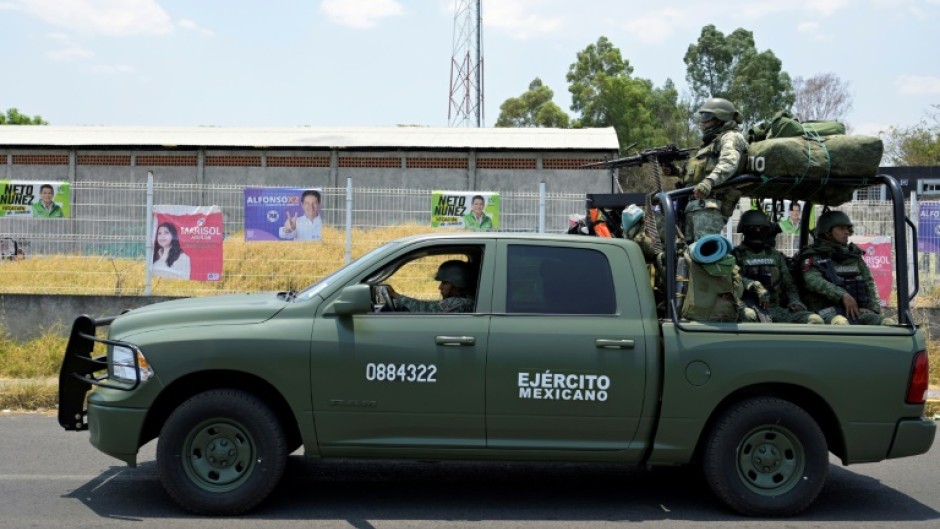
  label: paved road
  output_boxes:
[1,412,938,529]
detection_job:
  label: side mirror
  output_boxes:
[331,284,373,316]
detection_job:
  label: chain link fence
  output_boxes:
[2,180,938,300]
[0,180,585,296]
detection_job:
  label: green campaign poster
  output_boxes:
[430,191,499,231]
[0,180,71,218]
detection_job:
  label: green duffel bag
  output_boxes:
[746,134,883,180]
[801,120,846,137]
[748,111,847,142]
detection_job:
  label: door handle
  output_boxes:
[595,338,635,349]
[436,336,476,346]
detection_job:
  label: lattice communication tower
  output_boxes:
[448,0,483,127]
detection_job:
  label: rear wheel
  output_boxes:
[157,389,288,515]
[702,397,828,517]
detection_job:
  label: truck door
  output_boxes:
[486,241,648,455]
[310,243,492,451]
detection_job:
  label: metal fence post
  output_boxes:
[145,172,154,296]
[538,182,546,234]
[345,177,353,265]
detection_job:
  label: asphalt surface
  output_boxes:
[1,412,938,529]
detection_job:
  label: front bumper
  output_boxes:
[888,417,937,459]
[87,400,149,467]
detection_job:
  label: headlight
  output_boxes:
[110,345,154,383]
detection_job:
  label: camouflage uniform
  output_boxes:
[798,239,888,325]
[733,245,821,323]
[680,122,748,240]
[397,295,474,313]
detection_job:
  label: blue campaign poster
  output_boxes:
[919,202,940,254]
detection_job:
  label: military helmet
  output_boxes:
[737,209,772,233]
[697,98,742,123]
[434,260,472,289]
[816,210,853,236]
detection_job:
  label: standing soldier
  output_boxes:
[798,210,895,325]
[672,98,749,241]
[733,210,823,324]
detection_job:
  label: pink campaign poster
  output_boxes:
[151,205,224,281]
[853,236,892,307]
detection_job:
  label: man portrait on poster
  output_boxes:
[463,194,493,231]
[279,189,322,241]
[31,183,64,218]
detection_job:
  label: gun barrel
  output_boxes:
[580,145,694,169]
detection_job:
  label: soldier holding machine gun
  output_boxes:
[589,97,748,242]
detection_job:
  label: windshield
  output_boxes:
[293,241,400,301]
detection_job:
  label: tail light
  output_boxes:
[906,350,928,404]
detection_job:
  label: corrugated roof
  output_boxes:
[0,126,620,151]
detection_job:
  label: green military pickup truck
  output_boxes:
[59,175,934,517]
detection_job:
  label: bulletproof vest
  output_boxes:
[734,248,782,304]
[685,128,748,184]
[812,255,869,305]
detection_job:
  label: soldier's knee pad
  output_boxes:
[881,317,898,326]
[830,315,850,325]
[806,314,824,325]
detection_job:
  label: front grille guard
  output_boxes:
[57,314,142,431]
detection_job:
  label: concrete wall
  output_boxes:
[0,294,183,340]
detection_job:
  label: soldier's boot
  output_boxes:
[831,315,850,325]
[806,314,824,324]
[881,317,898,326]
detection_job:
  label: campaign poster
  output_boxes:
[150,205,224,282]
[853,235,893,307]
[244,187,322,241]
[430,191,500,230]
[0,180,71,218]
[918,202,940,254]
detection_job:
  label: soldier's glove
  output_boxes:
[750,282,770,308]
[788,301,807,312]
[693,178,713,199]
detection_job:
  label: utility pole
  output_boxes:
[447,0,483,127]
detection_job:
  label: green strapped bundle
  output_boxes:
[747,134,883,181]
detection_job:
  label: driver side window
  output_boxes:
[371,247,482,314]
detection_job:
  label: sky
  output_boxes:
[1,0,938,137]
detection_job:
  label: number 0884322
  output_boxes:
[365,363,437,383]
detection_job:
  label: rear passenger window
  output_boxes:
[506,245,615,315]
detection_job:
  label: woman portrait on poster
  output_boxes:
[152,221,191,280]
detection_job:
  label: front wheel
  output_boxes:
[157,389,288,515]
[702,397,828,517]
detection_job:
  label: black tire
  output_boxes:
[702,397,828,517]
[157,389,288,515]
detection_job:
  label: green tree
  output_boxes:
[495,78,570,128]
[684,25,794,128]
[883,105,940,166]
[0,107,47,125]
[566,36,683,150]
